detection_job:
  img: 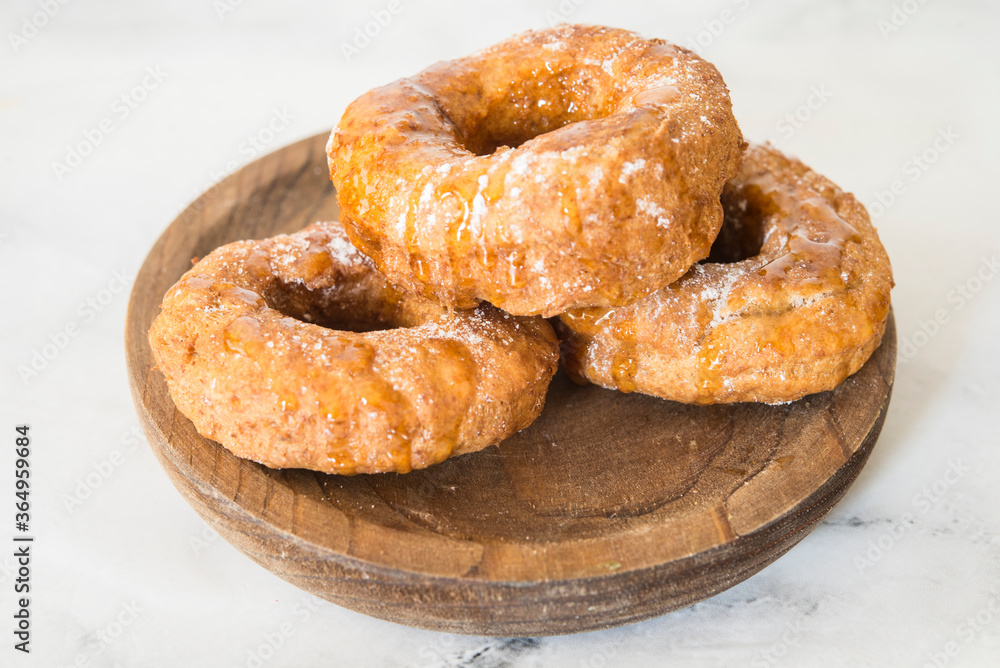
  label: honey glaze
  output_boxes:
[632,85,680,107]
[342,219,383,258]
[753,319,798,357]
[172,274,212,298]
[475,238,497,270]
[430,186,468,296]
[292,247,333,281]
[411,257,431,283]
[217,283,266,307]
[315,335,374,423]
[596,273,625,304]
[421,338,478,462]
[442,191,472,244]
[482,167,508,203]
[436,172,481,292]
[505,250,527,289]
[609,317,639,393]
[246,248,272,279]
[559,189,582,237]
[317,335,418,473]
[275,391,300,413]
[694,335,725,401]
[561,307,638,393]
[749,177,861,292]
[223,315,265,357]
[559,307,612,337]
[403,184,427,286]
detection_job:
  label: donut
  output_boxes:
[148,221,559,475]
[556,143,894,404]
[328,24,744,317]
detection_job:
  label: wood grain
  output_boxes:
[125,133,896,636]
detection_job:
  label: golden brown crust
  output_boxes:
[557,143,894,404]
[328,24,744,316]
[148,222,559,474]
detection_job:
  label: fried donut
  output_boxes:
[556,143,894,404]
[328,24,744,317]
[148,222,559,475]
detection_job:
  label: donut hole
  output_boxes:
[706,185,771,264]
[264,282,404,333]
[458,103,596,156]
[445,73,611,156]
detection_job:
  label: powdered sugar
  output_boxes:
[636,197,672,228]
[619,159,646,183]
[323,229,367,265]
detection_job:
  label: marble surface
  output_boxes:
[2,0,998,666]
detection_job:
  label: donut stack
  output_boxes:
[149,24,893,475]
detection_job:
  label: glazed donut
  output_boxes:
[328,24,744,317]
[148,222,559,475]
[556,143,894,404]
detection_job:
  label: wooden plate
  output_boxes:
[126,133,896,636]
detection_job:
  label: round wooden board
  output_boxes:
[126,133,896,636]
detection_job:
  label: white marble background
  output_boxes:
[2,0,998,666]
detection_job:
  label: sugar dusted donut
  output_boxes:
[556,144,894,404]
[148,222,559,475]
[328,24,744,316]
